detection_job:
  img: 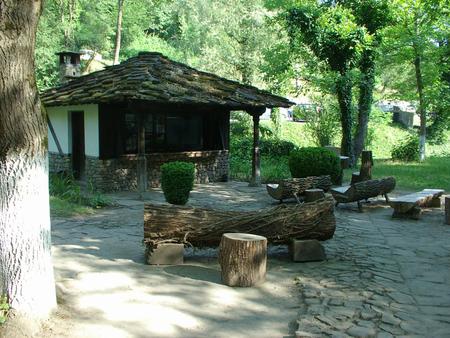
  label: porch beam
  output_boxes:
[137,111,147,194]
[247,107,265,187]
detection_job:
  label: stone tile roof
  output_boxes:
[41,52,293,109]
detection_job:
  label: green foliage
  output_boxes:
[344,156,450,192]
[391,135,420,162]
[289,147,341,184]
[230,136,296,159]
[293,98,340,147]
[49,173,111,209]
[161,161,195,205]
[0,295,8,326]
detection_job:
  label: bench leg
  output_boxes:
[429,196,441,208]
[357,201,363,212]
[392,206,421,220]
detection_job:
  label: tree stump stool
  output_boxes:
[445,196,450,225]
[218,233,267,287]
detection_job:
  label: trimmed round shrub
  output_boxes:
[391,135,419,162]
[161,161,195,205]
[288,147,341,184]
[260,139,296,157]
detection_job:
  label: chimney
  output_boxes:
[56,51,82,84]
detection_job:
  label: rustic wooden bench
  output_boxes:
[389,189,444,219]
[331,176,396,212]
[266,175,332,203]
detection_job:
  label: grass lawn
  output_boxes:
[231,155,450,192]
[50,196,95,217]
[344,156,450,192]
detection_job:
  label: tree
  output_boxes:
[113,0,125,64]
[286,3,369,165]
[341,0,393,161]
[384,0,448,161]
[0,0,56,321]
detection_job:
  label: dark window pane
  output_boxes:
[124,112,137,154]
[166,114,203,151]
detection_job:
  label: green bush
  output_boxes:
[161,161,195,205]
[289,147,341,184]
[0,295,8,325]
[231,137,296,159]
[391,135,419,162]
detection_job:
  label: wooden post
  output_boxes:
[137,111,147,195]
[249,111,263,187]
[445,196,450,225]
[219,233,267,287]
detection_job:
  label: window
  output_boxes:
[122,111,203,153]
[166,113,202,151]
[123,112,137,154]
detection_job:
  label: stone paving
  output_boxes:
[48,182,450,337]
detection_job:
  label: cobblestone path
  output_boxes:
[296,205,450,337]
[48,183,450,337]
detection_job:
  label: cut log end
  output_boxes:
[219,233,267,287]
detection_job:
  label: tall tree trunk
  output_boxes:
[0,0,56,320]
[413,42,426,162]
[336,72,355,166]
[113,0,124,65]
[354,49,375,162]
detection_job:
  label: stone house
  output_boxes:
[41,51,292,192]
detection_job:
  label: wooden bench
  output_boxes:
[389,189,444,219]
[266,175,332,203]
[331,177,396,212]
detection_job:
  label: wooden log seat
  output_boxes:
[143,195,336,251]
[389,189,444,220]
[331,176,396,212]
[266,175,332,203]
[219,233,267,287]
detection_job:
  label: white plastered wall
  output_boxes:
[46,104,99,157]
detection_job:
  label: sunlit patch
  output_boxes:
[77,292,200,336]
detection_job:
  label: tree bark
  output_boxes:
[336,72,355,166]
[354,49,375,161]
[0,0,56,319]
[113,0,124,65]
[144,196,336,248]
[219,233,267,287]
[413,43,426,162]
[249,113,261,187]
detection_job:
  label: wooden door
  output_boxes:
[71,111,85,179]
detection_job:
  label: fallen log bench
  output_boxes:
[266,175,332,203]
[143,195,336,263]
[331,177,396,212]
[389,189,444,219]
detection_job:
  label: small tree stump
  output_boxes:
[304,189,325,203]
[219,233,267,287]
[445,196,450,225]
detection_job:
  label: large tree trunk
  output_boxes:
[113,0,124,65]
[354,49,375,161]
[336,72,355,167]
[0,0,56,320]
[414,44,426,162]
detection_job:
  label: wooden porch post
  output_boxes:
[248,107,265,187]
[137,111,147,195]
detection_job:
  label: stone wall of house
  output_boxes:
[83,150,229,192]
[48,152,72,174]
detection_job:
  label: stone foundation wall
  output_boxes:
[83,150,229,192]
[49,152,71,173]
